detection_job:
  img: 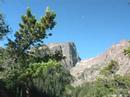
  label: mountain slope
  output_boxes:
[70,40,130,85]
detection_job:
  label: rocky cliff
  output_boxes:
[70,40,130,85]
[48,42,81,69]
[33,41,130,86]
[34,42,80,69]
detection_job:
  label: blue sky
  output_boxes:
[0,0,130,59]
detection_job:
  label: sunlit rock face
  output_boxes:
[70,40,130,86]
[31,40,130,86]
[48,42,81,69]
[29,42,80,69]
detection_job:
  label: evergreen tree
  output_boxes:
[0,13,10,39]
[124,46,130,57]
[7,7,56,66]
[0,7,72,97]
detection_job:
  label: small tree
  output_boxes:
[100,60,119,77]
[124,47,130,57]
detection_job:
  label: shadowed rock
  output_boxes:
[30,42,81,70]
[48,42,81,69]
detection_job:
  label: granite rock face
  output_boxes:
[48,42,81,69]
[31,40,130,86]
[70,40,130,85]
[34,42,80,69]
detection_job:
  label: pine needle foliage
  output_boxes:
[0,13,10,39]
[0,7,72,97]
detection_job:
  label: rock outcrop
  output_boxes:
[70,40,130,85]
[48,42,81,69]
[33,42,80,69]
[30,40,130,86]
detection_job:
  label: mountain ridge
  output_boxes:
[33,40,130,86]
[70,40,130,85]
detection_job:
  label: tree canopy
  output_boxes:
[0,7,72,97]
[0,13,10,39]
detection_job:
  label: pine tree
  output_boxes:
[13,7,56,51]
[0,13,10,39]
[1,7,72,97]
[7,7,56,66]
